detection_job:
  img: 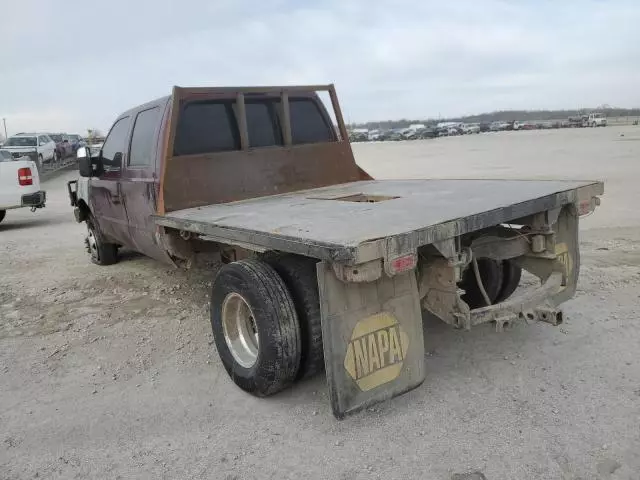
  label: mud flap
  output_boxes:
[317,262,425,419]
[550,205,580,306]
[515,205,580,308]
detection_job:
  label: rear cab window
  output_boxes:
[174,102,239,156]
[288,98,335,145]
[244,100,282,148]
[173,94,335,156]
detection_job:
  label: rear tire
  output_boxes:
[210,259,301,396]
[264,254,324,379]
[460,258,503,308]
[494,260,522,303]
[86,217,118,266]
[0,210,5,224]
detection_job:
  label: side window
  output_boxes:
[244,101,281,148]
[101,116,131,174]
[38,136,47,144]
[129,106,162,167]
[288,98,335,145]
[174,101,239,156]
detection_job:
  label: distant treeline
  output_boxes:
[351,107,640,130]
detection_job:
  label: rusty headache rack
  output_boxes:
[158,84,370,214]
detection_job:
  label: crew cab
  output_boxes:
[68,85,603,418]
[0,149,46,224]
[2,133,56,169]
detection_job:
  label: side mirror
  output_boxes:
[77,147,93,177]
[76,146,89,159]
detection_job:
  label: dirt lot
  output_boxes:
[1,126,639,479]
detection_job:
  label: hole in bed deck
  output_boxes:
[312,193,400,203]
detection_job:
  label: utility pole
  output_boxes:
[2,118,7,140]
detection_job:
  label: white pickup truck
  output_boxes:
[0,149,46,224]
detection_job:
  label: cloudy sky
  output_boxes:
[2,0,639,135]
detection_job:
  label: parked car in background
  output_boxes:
[0,149,23,161]
[418,127,437,139]
[385,129,404,141]
[0,148,46,224]
[462,123,480,134]
[67,134,86,152]
[587,113,607,127]
[367,130,382,141]
[49,133,74,160]
[568,115,587,128]
[2,133,56,169]
[489,121,507,132]
[401,128,420,140]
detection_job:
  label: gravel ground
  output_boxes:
[1,126,639,479]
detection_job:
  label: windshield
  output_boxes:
[68,135,80,141]
[4,136,37,147]
[50,134,62,142]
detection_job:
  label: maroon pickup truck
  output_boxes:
[68,84,603,418]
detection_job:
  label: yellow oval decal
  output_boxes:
[343,312,409,391]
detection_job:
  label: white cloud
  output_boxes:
[2,0,639,134]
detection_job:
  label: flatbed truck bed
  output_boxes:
[154,178,603,264]
[154,178,603,417]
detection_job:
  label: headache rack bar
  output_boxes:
[172,84,348,148]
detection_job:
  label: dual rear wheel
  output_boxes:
[210,255,523,396]
[210,256,324,397]
[460,258,522,308]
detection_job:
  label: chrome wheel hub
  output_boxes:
[221,292,259,368]
[87,227,98,258]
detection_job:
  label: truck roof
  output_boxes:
[119,95,171,118]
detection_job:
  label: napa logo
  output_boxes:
[344,312,409,391]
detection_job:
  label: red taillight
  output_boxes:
[385,253,418,276]
[18,167,33,186]
[391,254,417,273]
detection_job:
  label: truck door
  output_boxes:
[90,116,131,245]
[120,100,173,263]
